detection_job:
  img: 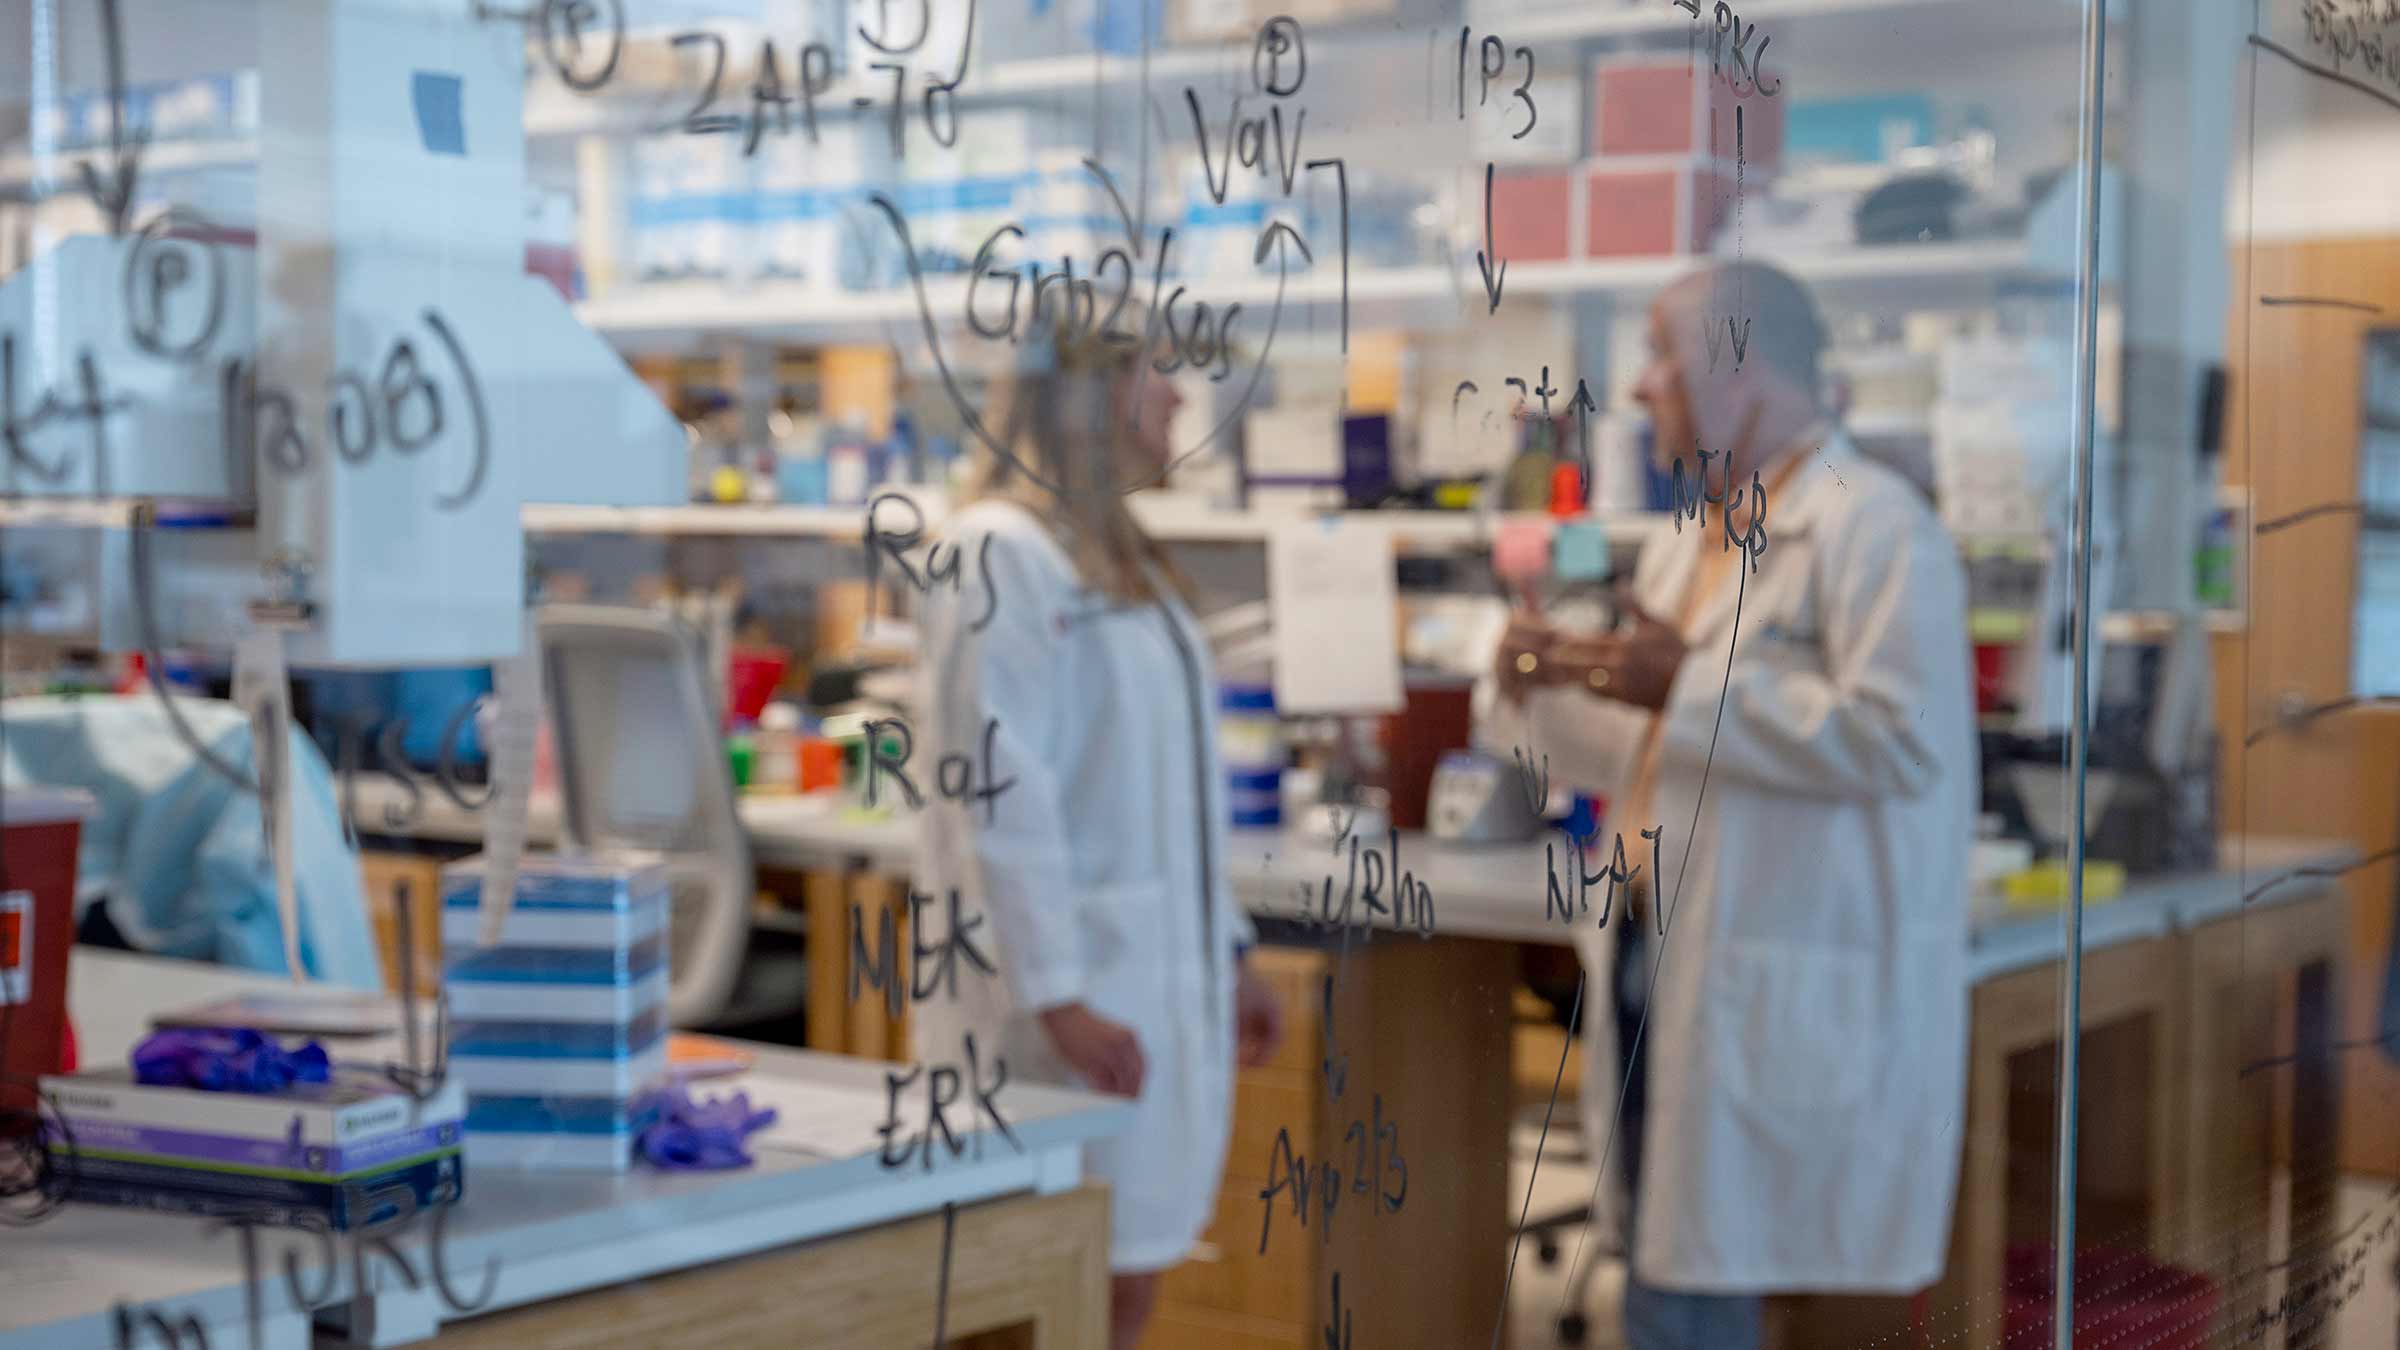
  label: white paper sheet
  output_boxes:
[1268,519,1405,715]
[737,1074,902,1160]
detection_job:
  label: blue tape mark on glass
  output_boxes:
[411,71,466,157]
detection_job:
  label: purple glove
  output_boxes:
[132,1028,332,1093]
[634,1083,779,1170]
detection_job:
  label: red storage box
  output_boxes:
[1583,157,1740,258]
[1590,57,1783,167]
[1,789,93,1116]
[1489,170,1576,264]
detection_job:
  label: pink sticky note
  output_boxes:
[1491,519,1553,584]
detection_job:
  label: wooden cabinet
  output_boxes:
[1142,938,1515,1349]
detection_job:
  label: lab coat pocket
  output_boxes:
[1079,877,1168,1027]
[1718,940,1875,1112]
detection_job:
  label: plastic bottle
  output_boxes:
[825,418,870,507]
[753,702,802,794]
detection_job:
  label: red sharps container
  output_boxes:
[2,788,94,1116]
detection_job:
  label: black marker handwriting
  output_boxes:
[861,714,1016,823]
[76,0,146,235]
[867,192,1302,498]
[1253,17,1307,97]
[1667,444,1772,569]
[1254,1092,1406,1252]
[111,1304,206,1350]
[1543,825,1665,933]
[2294,0,2400,104]
[1322,1270,1353,1350]
[1675,1,1780,97]
[2250,24,2400,114]
[215,310,491,514]
[1287,824,1435,940]
[1456,27,1537,139]
[1474,163,1507,314]
[123,209,227,363]
[117,1196,496,1350]
[2236,1193,2398,1342]
[532,0,624,94]
[2254,498,2377,535]
[1186,91,1309,206]
[878,1033,1017,1171]
[0,335,135,487]
[850,888,997,1019]
[866,492,999,632]
[510,0,977,159]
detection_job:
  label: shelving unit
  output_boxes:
[575,239,2053,348]
[517,0,2093,139]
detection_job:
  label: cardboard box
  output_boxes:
[1590,57,1783,168]
[1582,156,1739,258]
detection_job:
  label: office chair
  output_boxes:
[1515,943,1613,1346]
[537,604,753,1028]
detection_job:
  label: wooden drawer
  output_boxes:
[1140,1301,1308,1350]
[1225,1067,1316,1186]
[1158,1180,1314,1325]
[1246,947,1323,1076]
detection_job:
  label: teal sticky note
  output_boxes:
[1554,520,1612,581]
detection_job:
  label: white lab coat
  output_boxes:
[912,498,1253,1273]
[1481,435,1975,1293]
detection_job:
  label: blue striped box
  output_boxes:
[442,854,669,1172]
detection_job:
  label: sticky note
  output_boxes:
[1554,520,1612,581]
[411,71,465,157]
[1491,518,1553,584]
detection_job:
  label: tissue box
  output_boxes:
[443,853,669,1172]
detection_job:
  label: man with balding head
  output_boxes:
[1485,262,1975,1348]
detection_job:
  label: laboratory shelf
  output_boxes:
[0,138,256,195]
[575,240,2049,349]
[519,501,898,538]
[517,0,2088,137]
[521,498,1673,552]
[1495,0,2091,50]
[0,497,251,529]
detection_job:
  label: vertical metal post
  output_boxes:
[2055,0,2114,1344]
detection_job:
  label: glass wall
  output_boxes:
[0,1,2391,1347]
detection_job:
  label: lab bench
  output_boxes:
[341,776,2353,1347]
[1,949,1130,1349]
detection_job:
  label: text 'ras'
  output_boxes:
[866,490,999,634]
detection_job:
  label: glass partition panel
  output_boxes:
[3,2,2334,1350]
[2065,1,2400,1347]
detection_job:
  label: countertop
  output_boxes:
[344,777,2355,982]
[1,949,1130,1349]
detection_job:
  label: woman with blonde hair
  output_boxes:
[911,326,1285,1349]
